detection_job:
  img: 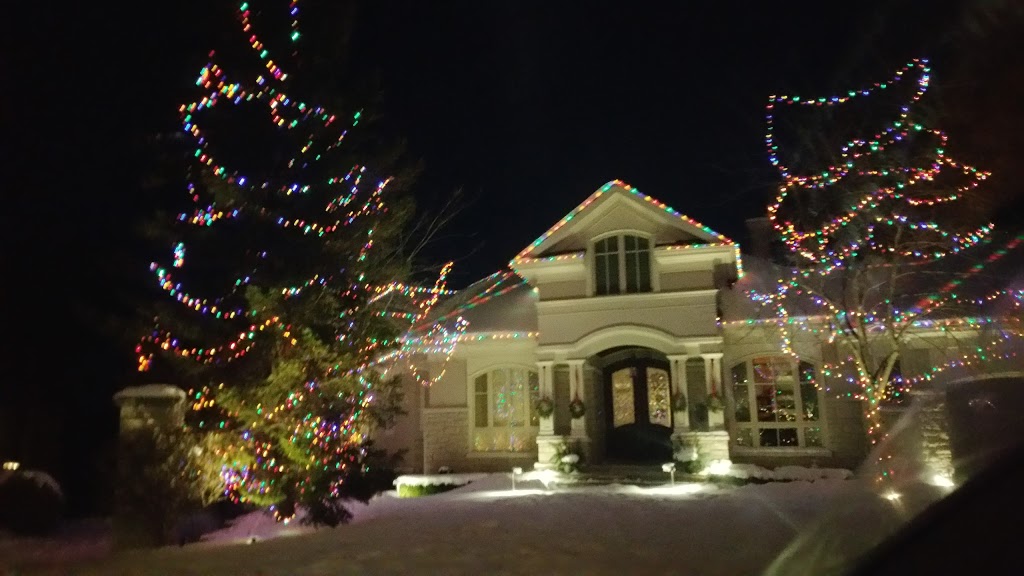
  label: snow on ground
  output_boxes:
[393,472,490,487]
[3,473,895,576]
[702,460,854,481]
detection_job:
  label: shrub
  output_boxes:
[0,471,63,536]
[396,483,461,498]
[114,425,223,547]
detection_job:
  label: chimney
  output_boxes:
[745,217,772,260]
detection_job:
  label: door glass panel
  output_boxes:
[611,368,635,427]
[646,367,671,427]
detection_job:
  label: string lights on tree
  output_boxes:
[135,0,499,525]
[750,58,1022,479]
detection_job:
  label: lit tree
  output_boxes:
[135,1,462,525]
[752,59,1022,461]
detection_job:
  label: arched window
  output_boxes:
[594,234,652,295]
[471,367,540,452]
[730,356,822,448]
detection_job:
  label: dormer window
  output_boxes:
[594,234,652,295]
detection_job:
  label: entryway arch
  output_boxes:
[591,346,673,462]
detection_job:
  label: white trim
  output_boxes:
[653,243,737,268]
[422,406,468,414]
[538,288,718,311]
[512,180,734,263]
[538,325,723,360]
[466,451,535,459]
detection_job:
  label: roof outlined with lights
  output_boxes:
[512,180,736,265]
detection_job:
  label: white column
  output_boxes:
[537,361,555,435]
[567,359,587,438]
[703,353,725,431]
[668,354,690,433]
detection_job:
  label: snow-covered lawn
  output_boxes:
[5,474,886,576]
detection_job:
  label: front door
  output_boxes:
[604,359,673,462]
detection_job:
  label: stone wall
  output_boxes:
[421,408,537,473]
[422,408,470,473]
[676,431,729,462]
[825,398,869,469]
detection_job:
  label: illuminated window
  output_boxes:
[611,368,636,427]
[472,368,540,452]
[610,366,671,427]
[594,234,651,295]
[731,357,822,448]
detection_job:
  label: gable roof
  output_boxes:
[511,180,735,265]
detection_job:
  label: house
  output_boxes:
[375,180,1022,474]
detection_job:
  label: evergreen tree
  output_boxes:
[135,1,451,525]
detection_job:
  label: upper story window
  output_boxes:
[594,234,652,295]
[731,356,822,449]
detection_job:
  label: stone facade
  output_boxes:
[421,408,536,473]
[422,408,470,473]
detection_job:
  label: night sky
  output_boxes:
[4,0,1022,514]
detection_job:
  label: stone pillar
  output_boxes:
[113,384,187,431]
[534,361,564,469]
[703,354,725,431]
[911,388,954,485]
[668,355,690,433]
[112,384,187,548]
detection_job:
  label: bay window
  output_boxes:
[731,356,822,448]
[472,367,540,452]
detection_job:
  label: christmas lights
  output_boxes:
[137,0,496,522]
[750,57,1022,478]
[512,180,740,274]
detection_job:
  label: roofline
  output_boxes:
[511,179,736,264]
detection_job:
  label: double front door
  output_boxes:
[603,358,673,461]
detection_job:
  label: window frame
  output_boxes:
[591,232,655,296]
[728,355,827,451]
[468,365,540,454]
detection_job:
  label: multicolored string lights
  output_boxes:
[138,0,522,521]
[748,57,1022,473]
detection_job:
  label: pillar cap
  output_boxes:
[113,384,186,407]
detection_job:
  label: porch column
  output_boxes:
[667,354,690,433]
[534,360,562,469]
[702,353,725,431]
[537,361,555,435]
[567,359,587,438]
